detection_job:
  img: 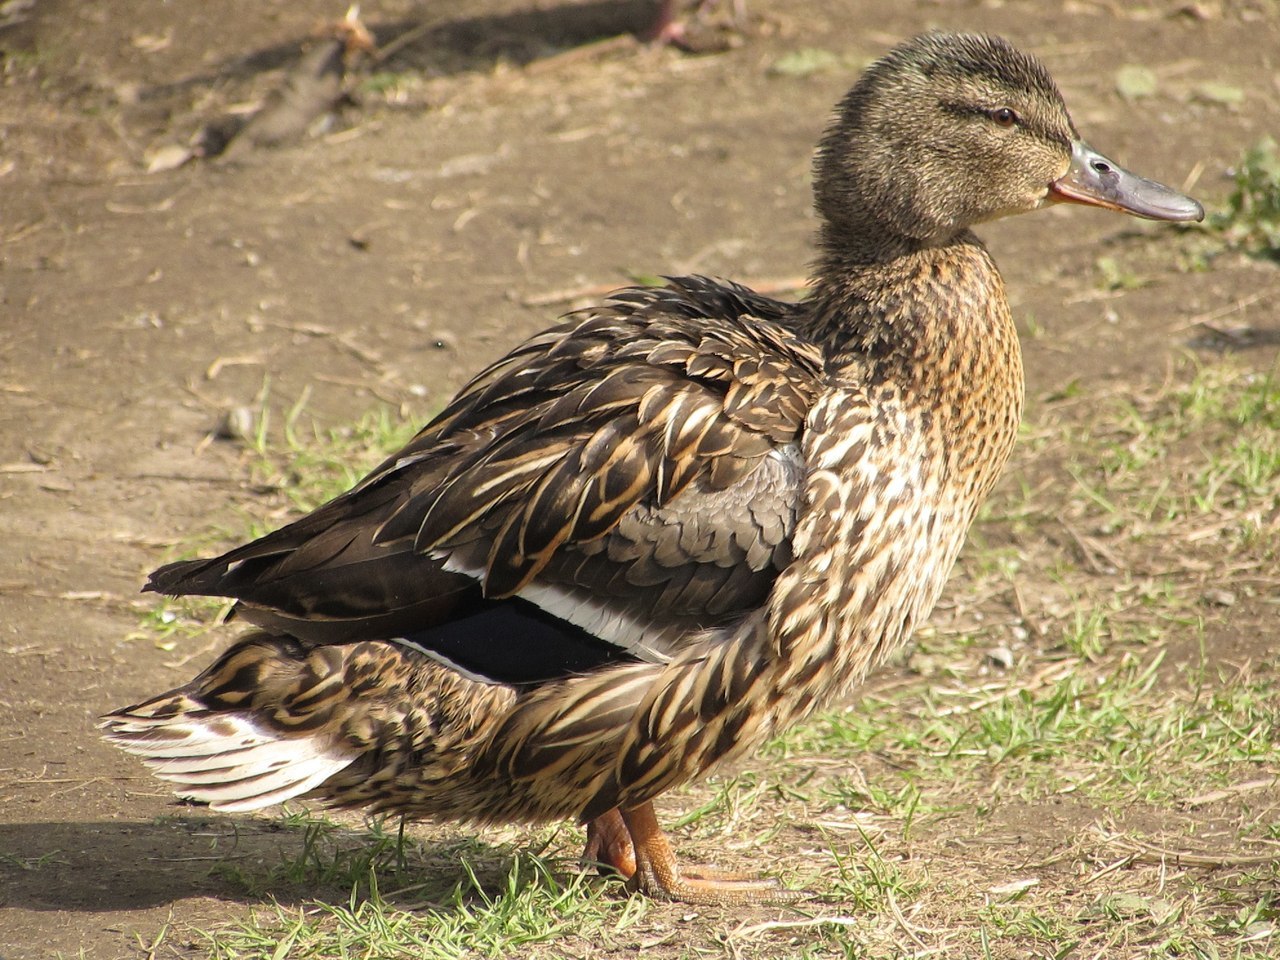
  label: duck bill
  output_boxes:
[1049,141,1204,222]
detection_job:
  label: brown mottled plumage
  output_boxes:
[102,33,1201,904]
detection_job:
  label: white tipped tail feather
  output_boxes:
[100,709,357,812]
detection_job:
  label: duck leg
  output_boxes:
[583,808,637,878]
[619,801,803,904]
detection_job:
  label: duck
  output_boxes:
[101,32,1202,905]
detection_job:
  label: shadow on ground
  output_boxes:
[0,815,538,913]
[112,0,667,104]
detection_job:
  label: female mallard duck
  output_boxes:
[102,33,1201,904]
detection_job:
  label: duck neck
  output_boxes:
[800,220,996,369]
[814,216,930,267]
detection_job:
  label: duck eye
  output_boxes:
[989,107,1019,128]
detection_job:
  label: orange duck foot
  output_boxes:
[615,802,807,905]
[583,808,637,879]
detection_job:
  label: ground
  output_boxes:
[1,1,1279,958]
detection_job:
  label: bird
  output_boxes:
[646,0,746,51]
[101,32,1202,905]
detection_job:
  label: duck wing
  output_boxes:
[148,276,824,684]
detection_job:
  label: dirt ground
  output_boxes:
[1,0,1278,957]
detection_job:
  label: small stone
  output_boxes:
[214,407,256,442]
[146,143,195,174]
[988,877,1038,898]
[26,445,55,466]
[1202,589,1236,607]
[986,645,1015,670]
[1175,2,1218,20]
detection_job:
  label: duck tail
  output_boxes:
[99,633,361,812]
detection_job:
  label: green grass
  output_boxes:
[0,850,68,870]
[243,385,425,515]
[1207,138,1280,262]
[1095,255,1149,291]
[776,557,1278,802]
[1061,360,1280,561]
[127,595,233,651]
[122,390,426,655]
[205,847,630,959]
[212,811,420,899]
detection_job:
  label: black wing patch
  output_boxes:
[397,597,638,686]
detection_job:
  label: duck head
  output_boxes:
[814,33,1203,250]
